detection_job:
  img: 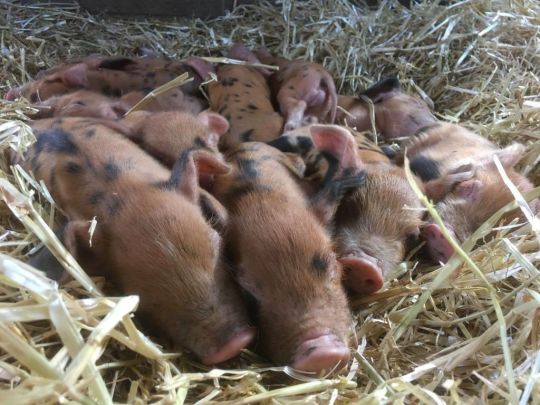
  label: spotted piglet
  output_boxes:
[29,90,131,120]
[255,48,338,131]
[207,64,283,150]
[337,77,437,140]
[30,87,206,120]
[269,125,424,295]
[24,117,254,364]
[400,123,540,263]
[5,55,212,102]
[212,140,363,374]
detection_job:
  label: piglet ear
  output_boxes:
[197,111,229,148]
[309,124,364,176]
[61,63,89,88]
[168,149,230,201]
[185,57,214,80]
[191,149,230,192]
[423,170,475,201]
[280,152,306,178]
[360,76,401,103]
[310,124,366,224]
[454,179,483,201]
[495,143,526,169]
[169,150,200,202]
[228,43,257,62]
[63,220,106,276]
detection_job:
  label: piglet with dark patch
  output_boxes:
[401,123,540,263]
[269,125,424,295]
[212,141,356,374]
[255,48,337,131]
[29,90,130,120]
[23,117,254,365]
[208,51,283,149]
[337,77,437,140]
[5,55,213,102]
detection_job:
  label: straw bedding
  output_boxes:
[0,0,539,403]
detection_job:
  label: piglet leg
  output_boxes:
[280,97,307,131]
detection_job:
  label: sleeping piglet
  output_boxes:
[255,48,338,131]
[208,60,283,149]
[120,110,229,170]
[211,139,364,374]
[336,77,437,141]
[24,117,254,364]
[269,125,424,295]
[401,123,540,263]
[5,55,212,102]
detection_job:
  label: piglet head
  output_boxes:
[230,209,352,374]
[64,150,252,364]
[352,77,437,140]
[308,124,367,224]
[31,90,127,120]
[121,110,229,168]
[332,164,423,294]
[422,143,535,264]
[8,62,90,102]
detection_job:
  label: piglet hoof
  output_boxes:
[200,327,256,365]
[421,223,454,264]
[291,334,350,374]
[339,255,384,295]
[284,122,299,132]
[302,116,318,126]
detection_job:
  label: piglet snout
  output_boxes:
[339,254,384,295]
[200,327,256,365]
[291,334,350,373]
[5,87,21,101]
[421,223,455,264]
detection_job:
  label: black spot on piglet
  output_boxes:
[104,160,121,182]
[410,155,440,181]
[34,128,78,154]
[64,161,83,174]
[240,129,254,142]
[237,159,258,179]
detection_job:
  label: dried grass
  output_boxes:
[0,0,539,403]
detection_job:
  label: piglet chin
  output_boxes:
[421,223,454,264]
[291,334,350,374]
[200,327,256,365]
[339,255,384,295]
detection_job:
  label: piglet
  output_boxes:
[269,125,424,295]
[29,90,130,120]
[120,110,229,170]
[24,117,254,364]
[337,77,437,140]
[255,48,338,131]
[401,123,540,263]
[208,61,283,149]
[212,141,356,373]
[5,56,213,102]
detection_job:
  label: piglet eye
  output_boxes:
[404,229,420,252]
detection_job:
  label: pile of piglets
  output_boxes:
[5,43,538,374]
